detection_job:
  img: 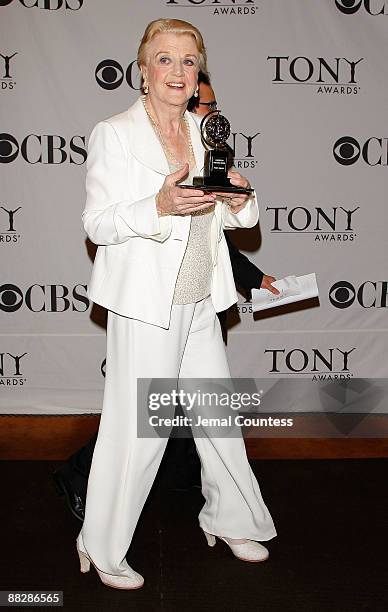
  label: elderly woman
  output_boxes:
[76,18,276,590]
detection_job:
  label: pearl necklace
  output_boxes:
[142,96,195,168]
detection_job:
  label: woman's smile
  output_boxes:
[166,82,185,88]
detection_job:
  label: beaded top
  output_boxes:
[172,161,214,305]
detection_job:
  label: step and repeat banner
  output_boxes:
[1,0,387,414]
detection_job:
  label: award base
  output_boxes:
[179,182,253,195]
[180,149,253,194]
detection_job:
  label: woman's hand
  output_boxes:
[214,170,251,214]
[156,164,216,216]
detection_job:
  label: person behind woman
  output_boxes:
[76,18,276,590]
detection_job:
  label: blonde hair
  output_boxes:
[137,18,208,83]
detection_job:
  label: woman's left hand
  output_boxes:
[214,170,251,214]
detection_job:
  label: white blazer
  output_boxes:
[82,96,259,329]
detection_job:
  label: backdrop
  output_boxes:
[1,0,387,415]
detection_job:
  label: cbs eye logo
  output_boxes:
[335,0,363,13]
[329,281,356,308]
[333,136,388,166]
[335,0,387,14]
[95,60,141,91]
[0,133,19,163]
[329,280,388,308]
[333,136,360,165]
[0,283,23,312]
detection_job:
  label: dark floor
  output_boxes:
[0,455,386,612]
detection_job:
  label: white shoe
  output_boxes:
[202,529,269,562]
[76,536,144,590]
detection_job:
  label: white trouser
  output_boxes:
[79,296,276,575]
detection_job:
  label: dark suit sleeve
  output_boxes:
[224,231,264,290]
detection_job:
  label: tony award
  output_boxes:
[182,110,253,195]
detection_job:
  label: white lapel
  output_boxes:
[185,110,205,174]
[126,97,206,176]
[126,97,170,175]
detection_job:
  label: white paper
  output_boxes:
[251,273,319,313]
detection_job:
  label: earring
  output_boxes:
[144,83,149,94]
[194,87,199,97]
